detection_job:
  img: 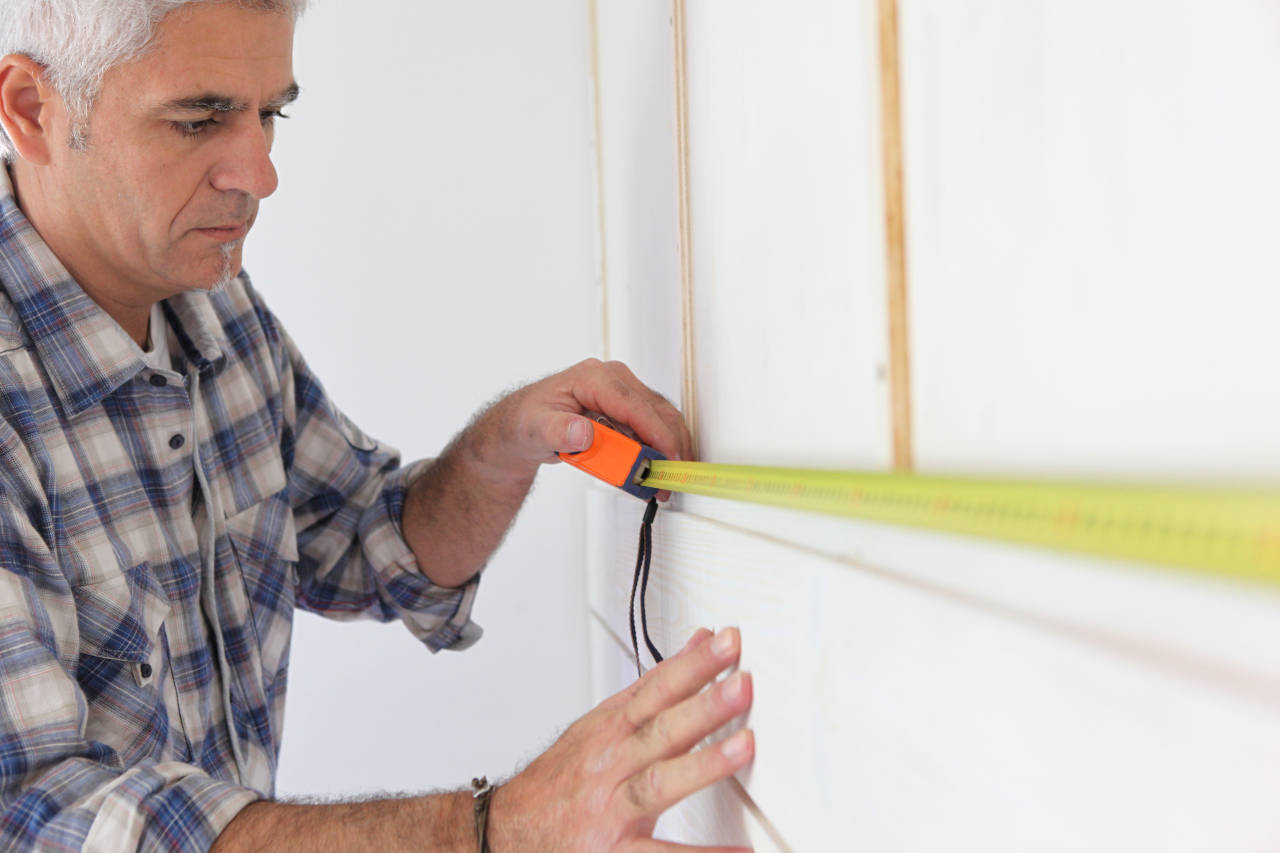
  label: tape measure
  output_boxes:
[560,422,1280,589]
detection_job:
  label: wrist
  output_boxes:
[462,398,539,487]
[480,778,515,853]
[470,777,495,853]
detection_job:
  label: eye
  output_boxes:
[172,117,219,138]
[260,109,290,126]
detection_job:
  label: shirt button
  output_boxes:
[169,434,185,450]
[149,374,167,387]
[139,663,153,679]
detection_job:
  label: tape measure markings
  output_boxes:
[641,460,1280,587]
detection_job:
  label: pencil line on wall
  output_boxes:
[877,0,915,472]
[673,0,699,457]
[587,0,611,360]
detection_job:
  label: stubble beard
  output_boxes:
[207,240,242,293]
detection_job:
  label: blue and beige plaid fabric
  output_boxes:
[0,171,481,851]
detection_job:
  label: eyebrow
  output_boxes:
[158,82,301,114]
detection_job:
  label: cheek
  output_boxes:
[135,158,212,235]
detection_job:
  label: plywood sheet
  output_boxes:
[681,0,892,470]
[587,489,1280,851]
[593,0,685,402]
[899,0,1280,478]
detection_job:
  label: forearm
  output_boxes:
[212,791,473,853]
[402,398,537,589]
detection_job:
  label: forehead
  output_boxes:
[106,2,296,104]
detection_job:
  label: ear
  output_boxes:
[0,54,62,165]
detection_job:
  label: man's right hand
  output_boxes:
[212,627,753,852]
[490,626,754,852]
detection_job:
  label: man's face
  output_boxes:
[42,2,296,301]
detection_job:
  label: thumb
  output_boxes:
[563,415,594,453]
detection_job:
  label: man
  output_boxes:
[0,1,754,850]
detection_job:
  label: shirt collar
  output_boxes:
[0,168,226,417]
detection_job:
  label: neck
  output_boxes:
[10,161,153,347]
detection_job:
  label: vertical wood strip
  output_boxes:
[587,0,611,359]
[673,0,699,457]
[877,0,915,471]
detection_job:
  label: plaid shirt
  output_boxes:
[0,171,481,851]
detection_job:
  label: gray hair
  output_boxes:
[0,0,307,159]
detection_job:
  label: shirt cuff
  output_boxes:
[78,763,261,852]
[368,458,484,652]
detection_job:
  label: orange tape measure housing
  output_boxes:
[558,421,665,500]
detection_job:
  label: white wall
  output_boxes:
[589,1,1280,850]
[244,0,598,796]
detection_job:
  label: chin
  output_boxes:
[197,242,243,292]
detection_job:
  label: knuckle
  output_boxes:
[621,692,649,731]
[639,712,673,748]
[647,675,675,710]
[625,763,663,811]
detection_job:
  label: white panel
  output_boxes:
[674,492,1280,694]
[900,0,1280,478]
[594,0,684,402]
[588,490,1280,852]
[682,0,891,469]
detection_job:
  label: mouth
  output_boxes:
[195,221,251,242]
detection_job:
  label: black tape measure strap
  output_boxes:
[628,498,663,677]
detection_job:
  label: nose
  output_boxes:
[208,122,279,200]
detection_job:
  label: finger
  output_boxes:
[618,376,693,463]
[533,410,607,462]
[617,729,755,820]
[621,670,752,775]
[569,361,691,462]
[547,411,594,456]
[624,627,740,730]
[648,392,695,463]
[595,629,713,715]
[622,840,752,853]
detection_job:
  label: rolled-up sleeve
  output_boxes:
[0,504,259,852]
[248,285,482,653]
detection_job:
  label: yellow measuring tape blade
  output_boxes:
[642,460,1280,588]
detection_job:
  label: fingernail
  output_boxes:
[681,629,709,654]
[721,729,753,761]
[719,671,747,702]
[567,418,591,450]
[711,627,736,658]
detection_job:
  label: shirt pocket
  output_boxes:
[72,563,171,766]
[225,493,298,692]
